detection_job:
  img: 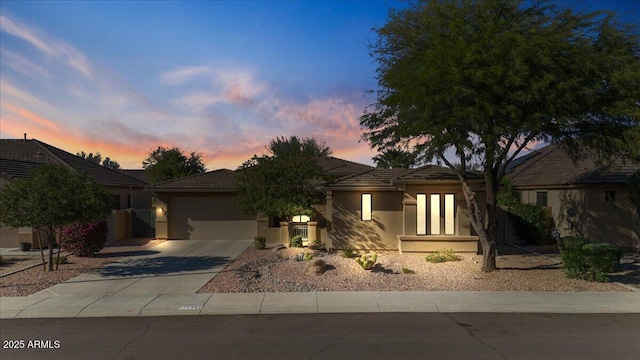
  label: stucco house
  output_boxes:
[0,138,151,247]
[149,156,485,253]
[507,144,639,250]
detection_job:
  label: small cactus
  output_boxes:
[356,252,377,270]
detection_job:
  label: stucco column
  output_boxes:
[307,221,317,244]
[280,222,289,246]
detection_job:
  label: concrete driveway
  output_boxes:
[29,240,251,297]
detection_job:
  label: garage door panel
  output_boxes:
[169,195,256,240]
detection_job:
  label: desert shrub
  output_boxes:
[60,220,108,257]
[253,236,266,250]
[294,252,313,262]
[356,253,377,270]
[425,248,462,263]
[308,239,326,251]
[559,237,622,282]
[402,265,414,274]
[54,255,69,265]
[310,259,326,275]
[0,255,4,264]
[508,203,554,245]
[290,235,303,248]
[342,245,355,258]
[557,236,588,251]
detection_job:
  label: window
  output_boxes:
[444,194,455,235]
[536,192,548,207]
[417,193,456,235]
[430,194,440,234]
[127,194,132,209]
[292,215,310,223]
[112,195,121,210]
[361,193,372,221]
[605,191,616,202]
[417,194,427,235]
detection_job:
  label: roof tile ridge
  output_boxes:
[32,139,75,170]
[509,144,556,178]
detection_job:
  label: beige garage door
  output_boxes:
[168,194,257,240]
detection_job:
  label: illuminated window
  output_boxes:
[445,194,455,235]
[292,215,310,223]
[430,194,440,234]
[417,194,427,235]
[361,193,372,221]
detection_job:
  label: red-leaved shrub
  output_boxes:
[61,220,108,257]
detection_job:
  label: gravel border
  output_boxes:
[198,245,639,293]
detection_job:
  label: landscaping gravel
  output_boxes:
[0,239,164,297]
[198,245,639,293]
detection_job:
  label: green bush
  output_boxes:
[557,236,588,251]
[425,248,462,263]
[402,265,415,274]
[342,245,354,258]
[290,235,303,248]
[294,252,313,262]
[356,253,377,270]
[253,236,266,250]
[60,220,108,257]
[508,203,554,245]
[308,240,326,251]
[559,237,621,282]
[54,255,69,265]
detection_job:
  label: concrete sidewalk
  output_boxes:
[1,291,638,318]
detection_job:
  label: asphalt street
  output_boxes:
[2,313,638,360]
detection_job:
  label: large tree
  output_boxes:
[236,136,330,220]
[360,0,640,271]
[0,165,113,271]
[142,146,206,184]
[77,151,121,170]
[373,148,417,168]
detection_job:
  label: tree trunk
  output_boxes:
[36,230,46,272]
[47,227,55,272]
[460,178,497,272]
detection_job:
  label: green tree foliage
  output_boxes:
[0,165,113,271]
[360,0,640,271]
[268,135,332,158]
[236,136,330,220]
[77,151,121,170]
[142,146,206,184]
[373,148,417,168]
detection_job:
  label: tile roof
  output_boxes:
[0,139,147,188]
[149,169,237,191]
[120,169,150,184]
[508,144,640,188]
[327,168,410,189]
[326,165,480,189]
[0,158,43,181]
[316,156,374,177]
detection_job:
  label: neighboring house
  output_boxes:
[149,156,486,253]
[507,144,640,249]
[0,138,152,247]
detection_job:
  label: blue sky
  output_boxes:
[1,0,638,169]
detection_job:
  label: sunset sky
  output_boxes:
[1,1,638,170]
